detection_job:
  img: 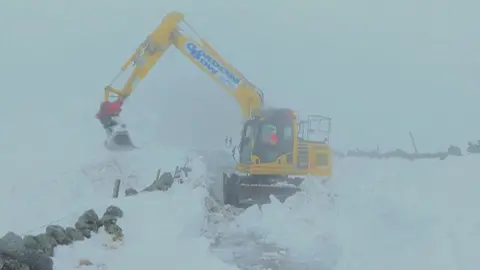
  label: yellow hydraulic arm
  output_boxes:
[105,11,264,120]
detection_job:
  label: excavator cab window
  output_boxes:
[252,114,294,163]
[260,124,277,145]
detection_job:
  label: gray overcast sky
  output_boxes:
[0,0,478,152]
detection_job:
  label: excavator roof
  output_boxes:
[259,108,296,118]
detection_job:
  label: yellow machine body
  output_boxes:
[100,12,333,207]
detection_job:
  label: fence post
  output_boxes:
[113,179,121,198]
[409,132,419,153]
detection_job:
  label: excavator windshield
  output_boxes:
[239,111,295,164]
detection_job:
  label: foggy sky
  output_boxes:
[0,0,478,153]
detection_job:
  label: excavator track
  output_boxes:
[223,173,304,208]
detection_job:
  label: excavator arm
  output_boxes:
[101,12,333,208]
[104,12,264,120]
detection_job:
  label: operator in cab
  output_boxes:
[96,97,124,132]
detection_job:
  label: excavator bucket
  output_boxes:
[222,173,303,208]
[104,121,137,151]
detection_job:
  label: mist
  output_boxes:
[0,0,478,155]
[1,1,480,269]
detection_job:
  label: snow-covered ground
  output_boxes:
[5,148,478,270]
[1,0,479,269]
[48,156,242,270]
[205,153,480,270]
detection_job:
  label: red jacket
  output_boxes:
[96,100,123,119]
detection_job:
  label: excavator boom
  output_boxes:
[100,12,264,150]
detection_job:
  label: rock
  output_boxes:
[100,215,117,227]
[65,227,84,242]
[46,225,71,245]
[0,232,52,270]
[34,234,57,257]
[100,206,123,233]
[125,188,138,196]
[99,206,124,240]
[0,232,26,257]
[22,236,41,252]
[76,228,91,239]
[448,145,462,156]
[0,206,123,270]
[143,172,174,192]
[0,254,30,270]
[104,223,123,239]
[75,209,100,234]
[17,250,53,270]
[103,206,123,219]
[77,259,93,267]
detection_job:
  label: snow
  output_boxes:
[219,155,480,270]
[5,151,479,269]
[1,0,479,269]
[9,154,240,270]
[52,173,239,270]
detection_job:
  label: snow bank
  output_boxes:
[0,144,190,235]
[225,155,480,270]
[53,185,238,270]
[31,155,239,270]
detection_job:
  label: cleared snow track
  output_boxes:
[199,150,480,270]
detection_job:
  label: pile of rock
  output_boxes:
[0,206,123,270]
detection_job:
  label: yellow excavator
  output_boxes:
[97,12,333,207]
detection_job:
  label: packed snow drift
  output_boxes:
[3,152,478,270]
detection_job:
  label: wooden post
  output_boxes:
[409,132,419,153]
[113,179,121,198]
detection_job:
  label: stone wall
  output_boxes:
[0,206,124,270]
[333,140,480,160]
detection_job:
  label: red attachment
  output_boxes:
[96,99,123,118]
[271,133,278,144]
[107,99,123,114]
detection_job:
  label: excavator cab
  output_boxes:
[224,109,310,207]
[238,109,295,166]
